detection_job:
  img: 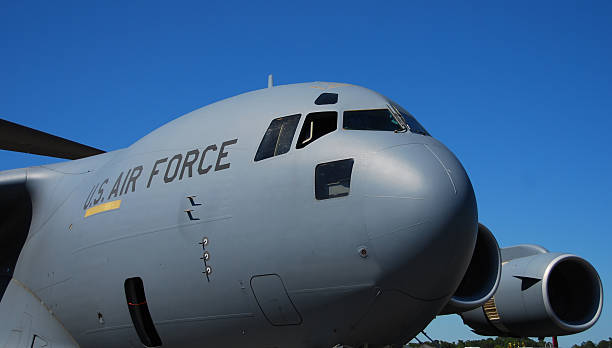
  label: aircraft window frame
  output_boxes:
[314,92,338,105]
[254,114,301,162]
[342,108,404,132]
[315,158,354,200]
[296,111,338,149]
[389,103,430,136]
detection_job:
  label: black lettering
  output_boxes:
[108,172,123,199]
[215,139,238,171]
[89,184,99,208]
[119,168,132,196]
[93,179,109,205]
[180,149,200,180]
[164,154,183,183]
[124,166,143,194]
[198,145,217,175]
[147,158,168,188]
[84,184,97,210]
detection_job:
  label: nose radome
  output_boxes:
[362,143,478,300]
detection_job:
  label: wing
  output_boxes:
[0,118,104,159]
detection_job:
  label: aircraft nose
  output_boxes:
[362,143,478,300]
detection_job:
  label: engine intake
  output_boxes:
[441,223,501,314]
[461,249,603,337]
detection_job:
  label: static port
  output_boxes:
[359,247,368,258]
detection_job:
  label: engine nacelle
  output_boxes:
[461,246,603,337]
[441,223,501,314]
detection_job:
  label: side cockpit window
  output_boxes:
[255,114,301,161]
[296,111,337,149]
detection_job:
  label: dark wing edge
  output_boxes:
[0,118,105,160]
[0,169,31,301]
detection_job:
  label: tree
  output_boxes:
[596,338,612,348]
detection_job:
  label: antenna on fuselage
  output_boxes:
[268,74,273,88]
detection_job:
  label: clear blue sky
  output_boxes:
[1,1,610,346]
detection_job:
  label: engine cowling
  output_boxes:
[460,246,603,337]
[441,223,501,314]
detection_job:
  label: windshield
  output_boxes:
[343,109,403,131]
[390,103,430,136]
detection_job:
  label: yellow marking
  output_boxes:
[483,296,501,321]
[326,83,350,88]
[85,200,121,218]
[310,82,352,90]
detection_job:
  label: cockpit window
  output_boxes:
[296,111,337,149]
[255,114,301,161]
[343,109,403,131]
[343,107,430,136]
[390,103,430,136]
[314,93,338,105]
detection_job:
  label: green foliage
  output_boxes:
[407,337,546,348]
[572,338,612,348]
[462,337,539,348]
[408,337,612,348]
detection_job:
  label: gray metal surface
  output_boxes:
[0,81,602,347]
[250,274,302,326]
[0,279,78,348]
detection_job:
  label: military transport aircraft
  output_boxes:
[0,81,603,348]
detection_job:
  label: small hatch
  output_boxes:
[315,159,354,200]
[314,93,338,105]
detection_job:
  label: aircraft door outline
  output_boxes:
[250,274,303,326]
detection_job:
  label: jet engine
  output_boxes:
[460,245,603,337]
[441,223,502,314]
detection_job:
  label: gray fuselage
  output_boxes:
[7,82,479,347]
